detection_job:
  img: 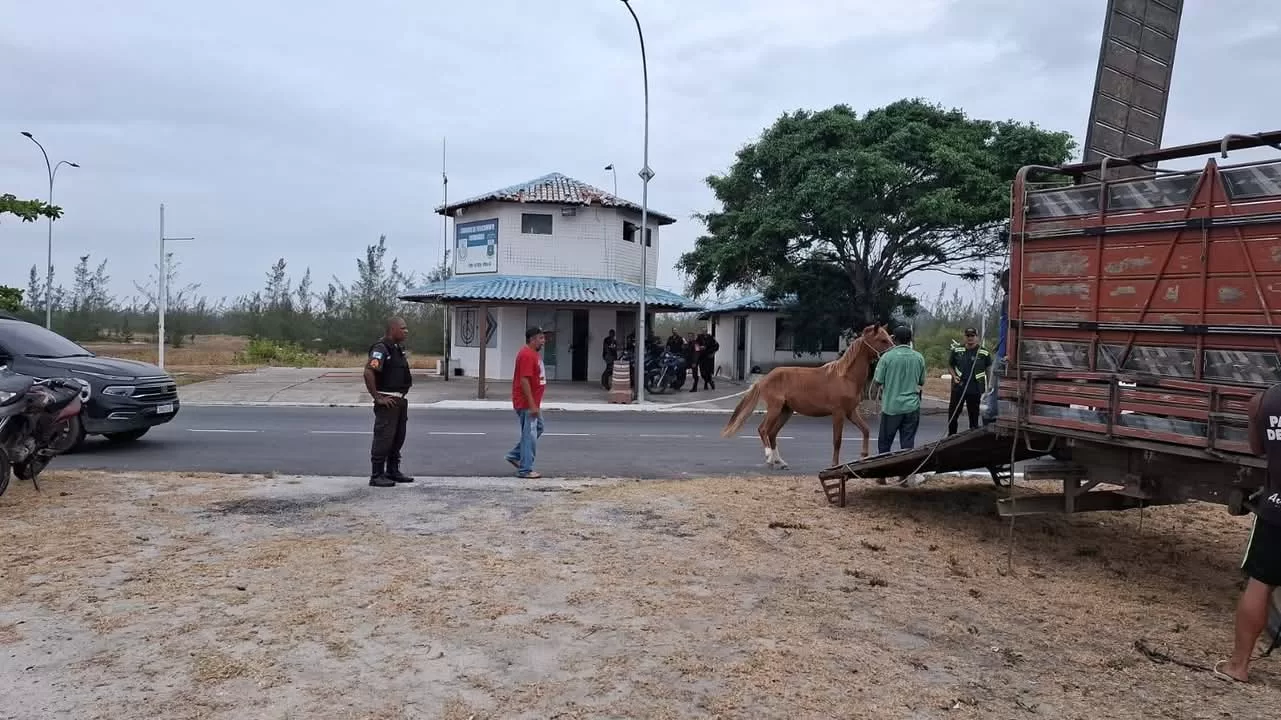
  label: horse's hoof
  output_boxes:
[778,464,789,471]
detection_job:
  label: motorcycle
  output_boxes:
[0,369,85,496]
[644,348,687,394]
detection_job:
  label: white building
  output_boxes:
[700,293,843,380]
[402,172,701,395]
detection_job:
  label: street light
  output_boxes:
[157,203,194,370]
[620,0,654,404]
[20,131,79,330]
[604,163,618,196]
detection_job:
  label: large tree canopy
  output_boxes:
[679,98,1074,352]
[0,193,61,223]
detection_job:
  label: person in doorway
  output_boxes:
[696,332,718,390]
[873,325,926,455]
[364,317,414,487]
[948,327,991,435]
[505,326,547,479]
[602,329,619,365]
[1215,385,1281,683]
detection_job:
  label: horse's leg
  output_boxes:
[770,407,794,470]
[847,408,872,459]
[758,405,779,466]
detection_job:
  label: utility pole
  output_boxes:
[157,203,194,370]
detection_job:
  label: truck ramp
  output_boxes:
[817,424,1053,507]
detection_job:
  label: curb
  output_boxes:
[181,400,950,416]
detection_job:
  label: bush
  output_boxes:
[234,337,321,367]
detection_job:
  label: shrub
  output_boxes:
[234,337,321,367]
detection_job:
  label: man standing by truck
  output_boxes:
[1216,386,1281,683]
[948,327,991,435]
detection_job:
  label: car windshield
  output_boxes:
[0,320,95,359]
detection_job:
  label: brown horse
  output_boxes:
[722,324,895,470]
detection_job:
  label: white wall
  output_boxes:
[708,311,842,377]
[587,308,618,379]
[451,305,526,381]
[450,201,660,285]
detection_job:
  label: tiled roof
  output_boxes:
[436,172,677,225]
[401,274,703,311]
[699,292,794,316]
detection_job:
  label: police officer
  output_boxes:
[947,327,991,435]
[364,317,414,487]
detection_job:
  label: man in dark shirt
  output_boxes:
[364,317,414,487]
[947,327,991,435]
[1216,384,1281,682]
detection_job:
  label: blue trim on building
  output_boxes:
[699,292,795,317]
[401,274,703,311]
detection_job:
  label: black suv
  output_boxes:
[0,314,179,447]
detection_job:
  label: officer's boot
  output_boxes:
[385,459,415,484]
[369,459,395,487]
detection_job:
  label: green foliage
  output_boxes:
[0,194,61,223]
[911,282,1002,370]
[234,338,321,367]
[0,286,22,313]
[679,98,1073,353]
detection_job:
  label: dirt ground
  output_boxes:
[2,471,1277,720]
[81,335,440,384]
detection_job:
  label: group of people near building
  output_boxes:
[600,327,720,392]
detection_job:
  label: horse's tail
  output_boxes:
[721,381,764,438]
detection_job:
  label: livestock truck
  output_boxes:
[819,131,1281,651]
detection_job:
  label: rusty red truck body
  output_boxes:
[821,131,1281,518]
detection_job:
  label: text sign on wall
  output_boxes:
[454,219,499,275]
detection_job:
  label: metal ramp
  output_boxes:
[817,424,1054,507]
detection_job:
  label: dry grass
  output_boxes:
[81,334,440,383]
[1,470,1277,719]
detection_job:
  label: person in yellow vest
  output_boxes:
[947,327,991,435]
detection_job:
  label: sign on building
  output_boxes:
[456,306,497,348]
[454,219,499,275]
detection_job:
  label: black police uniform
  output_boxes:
[948,345,991,435]
[368,338,414,486]
[1244,384,1281,587]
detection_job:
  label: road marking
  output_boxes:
[738,435,793,440]
[310,430,372,435]
[543,432,592,437]
[429,431,486,436]
[638,433,702,438]
[188,428,260,434]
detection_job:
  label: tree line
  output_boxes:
[0,235,450,355]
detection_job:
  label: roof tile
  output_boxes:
[402,275,702,311]
[437,172,676,225]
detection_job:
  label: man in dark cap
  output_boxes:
[364,316,414,487]
[948,327,991,435]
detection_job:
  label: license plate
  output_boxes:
[155,403,174,415]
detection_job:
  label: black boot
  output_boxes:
[385,459,415,484]
[369,460,395,487]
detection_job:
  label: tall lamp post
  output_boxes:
[604,163,618,196]
[20,132,79,330]
[620,0,654,404]
[157,203,195,370]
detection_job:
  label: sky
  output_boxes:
[2,0,1278,310]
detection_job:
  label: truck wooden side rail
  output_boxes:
[821,131,1281,518]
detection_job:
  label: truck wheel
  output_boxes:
[104,428,150,443]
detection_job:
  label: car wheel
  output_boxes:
[104,428,150,443]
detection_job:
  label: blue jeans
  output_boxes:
[504,409,545,474]
[878,410,920,454]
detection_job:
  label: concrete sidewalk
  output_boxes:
[176,366,949,415]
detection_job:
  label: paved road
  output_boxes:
[60,406,956,479]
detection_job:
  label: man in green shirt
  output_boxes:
[873,325,927,454]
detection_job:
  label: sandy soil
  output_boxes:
[1,471,1277,719]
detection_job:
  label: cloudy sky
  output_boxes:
[2,0,1278,308]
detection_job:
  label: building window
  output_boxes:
[622,221,653,247]
[775,317,838,352]
[521,213,553,235]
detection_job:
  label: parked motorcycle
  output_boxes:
[0,369,85,496]
[644,348,687,394]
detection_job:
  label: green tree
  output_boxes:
[678,98,1075,352]
[0,194,61,223]
[0,286,22,313]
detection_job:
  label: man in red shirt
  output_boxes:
[505,326,547,478]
